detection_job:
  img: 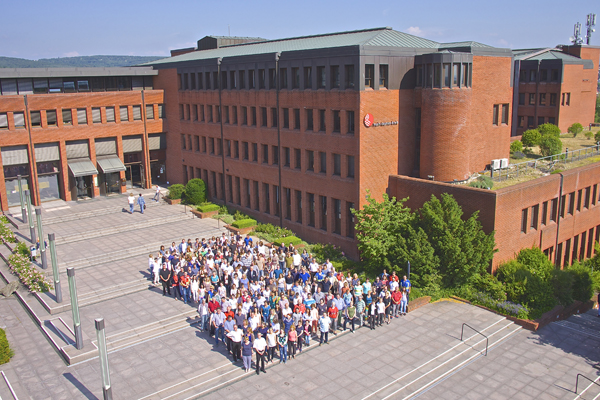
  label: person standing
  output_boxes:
[212,308,225,347]
[266,327,277,363]
[180,272,190,304]
[288,325,297,359]
[127,193,135,214]
[241,337,253,372]
[253,332,267,374]
[159,265,171,296]
[277,329,288,364]
[400,288,408,316]
[227,324,243,363]
[318,314,331,346]
[328,301,339,335]
[153,185,161,202]
[344,301,357,333]
[391,288,402,318]
[401,275,411,302]
[137,193,146,214]
[198,298,209,331]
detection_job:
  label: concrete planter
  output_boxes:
[191,209,218,219]
[165,198,181,205]
[407,296,431,313]
[226,224,255,235]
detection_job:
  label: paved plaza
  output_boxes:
[0,193,598,399]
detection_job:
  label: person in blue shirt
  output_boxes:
[260,302,271,322]
[401,275,411,302]
[299,269,310,284]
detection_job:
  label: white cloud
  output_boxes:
[406,26,423,36]
[497,39,509,46]
[63,51,79,57]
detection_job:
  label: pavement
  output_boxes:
[0,193,598,399]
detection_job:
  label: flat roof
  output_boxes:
[0,67,157,79]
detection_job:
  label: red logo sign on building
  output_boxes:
[364,113,373,127]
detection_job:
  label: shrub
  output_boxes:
[595,131,600,142]
[539,135,562,157]
[197,203,220,213]
[512,151,525,159]
[469,273,506,301]
[468,176,493,189]
[567,122,583,137]
[0,219,16,244]
[585,131,593,140]
[231,218,257,229]
[510,140,523,153]
[521,129,541,147]
[273,236,303,246]
[167,184,185,200]
[254,223,294,238]
[233,211,249,221]
[470,292,529,319]
[538,123,561,139]
[566,262,594,303]
[15,242,30,257]
[7,253,52,293]
[182,179,206,205]
[0,328,14,365]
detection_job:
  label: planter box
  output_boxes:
[165,198,181,205]
[407,296,431,313]
[191,209,218,219]
[226,224,255,235]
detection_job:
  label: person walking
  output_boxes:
[127,193,135,214]
[153,185,161,202]
[241,337,253,372]
[137,193,146,214]
[253,332,267,374]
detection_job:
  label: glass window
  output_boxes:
[330,65,340,89]
[304,67,312,90]
[92,107,101,123]
[347,155,355,178]
[333,111,340,132]
[333,154,341,176]
[30,111,41,127]
[62,109,73,125]
[292,67,300,89]
[365,64,374,89]
[379,64,388,88]
[306,109,313,131]
[345,65,354,89]
[347,111,355,134]
[317,66,325,89]
[320,151,326,174]
[46,110,57,126]
[501,104,509,124]
[453,64,459,86]
[106,107,115,122]
[280,68,287,89]
[443,64,451,87]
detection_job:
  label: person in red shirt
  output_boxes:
[208,297,220,313]
[391,288,402,318]
[328,304,339,335]
[294,302,306,315]
[224,306,235,320]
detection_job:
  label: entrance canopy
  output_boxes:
[97,156,126,174]
[68,158,98,177]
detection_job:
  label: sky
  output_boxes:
[1,0,598,60]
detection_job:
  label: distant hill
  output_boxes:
[0,55,165,68]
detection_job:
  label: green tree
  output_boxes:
[182,178,206,205]
[539,135,562,157]
[568,123,583,137]
[416,194,496,287]
[510,140,523,153]
[521,129,541,147]
[538,123,561,139]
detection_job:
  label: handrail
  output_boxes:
[575,373,600,394]
[460,323,489,356]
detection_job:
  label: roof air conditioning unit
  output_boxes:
[491,159,501,170]
[500,158,509,168]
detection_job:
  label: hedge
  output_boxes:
[272,236,303,246]
[0,328,13,364]
[167,184,185,200]
[183,178,207,205]
[231,218,257,229]
[197,203,220,213]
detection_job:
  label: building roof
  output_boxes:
[147,27,508,67]
[0,67,157,79]
[512,47,594,68]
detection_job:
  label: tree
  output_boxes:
[521,129,541,147]
[539,134,562,157]
[182,178,206,205]
[568,123,583,137]
[538,123,561,139]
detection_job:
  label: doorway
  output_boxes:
[74,176,93,199]
[125,164,143,188]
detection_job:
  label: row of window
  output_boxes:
[519,68,560,84]
[0,76,154,96]
[553,225,600,267]
[521,183,600,234]
[183,167,356,238]
[181,134,355,179]
[517,115,556,129]
[492,104,510,126]
[415,63,472,89]
[0,104,164,130]
[179,104,355,135]
[518,92,570,107]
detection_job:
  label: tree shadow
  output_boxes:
[63,372,99,400]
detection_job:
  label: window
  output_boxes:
[560,195,566,218]
[248,70,255,89]
[225,140,231,157]
[584,187,591,209]
[308,193,315,227]
[239,70,245,89]
[527,116,534,128]
[539,93,546,106]
[541,201,548,226]
[319,151,327,174]
[540,69,548,81]
[501,104,509,125]
[461,64,470,87]
[132,105,141,121]
[453,64,460,86]
[30,111,41,127]
[106,107,115,123]
[197,73,203,90]
[62,109,72,125]
[185,104,190,120]
[216,138,222,155]
[194,136,200,152]
[568,192,575,215]
[209,137,215,154]
[347,202,355,238]
[538,117,544,126]
[292,108,300,130]
[183,73,189,90]
[577,189,582,212]
[201,137,206,153]
[377,64,388,88]
[264,183,270,214]
[190,73,196,90]
[241,106,247,125]
[192,105,198,121]
[296,190,302,223]
[518,116,525,128]
[258,69,265,89]
[529,93,536,105]
[91,108,101,124]
[223,106,229,124]
[243,142,249,160]
[250,107,256,126]
[333,199,342,234]
[284,188,291,220]
[550,93,557,106]
[319,109,326,132]
[365,64,374,89]
[549,117,555,125]
[333,111,340,132]
[280,68,287,89]
[333,154,341,176]
[492,105,499,126]
[345,65,355,89]
[230,71,236,89]
[272,145,279,165]
[518,93,525,105]
[261,107,267,127]
[262,144,269,164]
[46,110,57,126]
[320,196,327,231]
[304,67,312,90]
[327,66,340,89]
[269,69,276,89]
[519,69,526,83]
[531,205,539,230]
[292,67,300,89]
[307,150,314,171]
[252,143,258,162]
[198,105,204,122]
[347,111,355,134]
[233,141,239,159]
[231,106,237,124]
[212,72,219,90]
[306,109,313,131]
[207,105,213,123]
[521,208,528,233]
[294,149,302,169]
[551,69,559,82]
[434,64,441,87]
[317,66,326,89]
[284,147,290,167]
[592,184,598,206]
[283,108,289,129]
[529,70,536,82]
[13,112,24,128]
[77,108,87,125]
[0,113,7,129]
[347,155,355,178]
[120,106,128,122]
[550,198,558,222]
[181,134,186,150]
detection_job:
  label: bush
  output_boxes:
[539,135,562,157]
[0,328,14,365]
[469,273,506,301]
[182,179,206,205]
[167,184,185,200]
[233,211,249,221]
[253,223,294,240]
[521,129,541,147]
[566,262,594,303]
[468,175,493,189]
[595,131,600,142]
[15,242,30,257]
[197,203,220,213]
[568,122,583,137]
[512,151,525,159]
[510,140,523,153]
[0,220,16,244]
[272,236,303,246]
[7,253,52,293]
[538,123,561,139]
[585,131,593,140]
[231,218,257,229]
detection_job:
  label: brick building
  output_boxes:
[0,67,166,210]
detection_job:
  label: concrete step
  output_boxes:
[555,319,600,340]
[0,368,28,400]
[41,199,165,225]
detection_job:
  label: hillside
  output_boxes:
[0,55,165,68]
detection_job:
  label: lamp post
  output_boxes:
[66,268,83,350]
[17,175,27,224]
[25,190,35,244]
[48,233,62,303]
[34,208,47,270]
[95,318,112,400]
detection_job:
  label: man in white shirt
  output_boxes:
[253,332,267,374]
[127,193,135,214]
[226,325,243,362]
[292,250,302,268]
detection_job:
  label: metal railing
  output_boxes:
[491,143,600,182]
[575,373,600,394]
[460,323,489,356]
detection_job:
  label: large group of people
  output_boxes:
[148,233,411,375]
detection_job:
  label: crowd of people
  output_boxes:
[148,233,411,375]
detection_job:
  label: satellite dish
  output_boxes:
[569,36,575,42]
